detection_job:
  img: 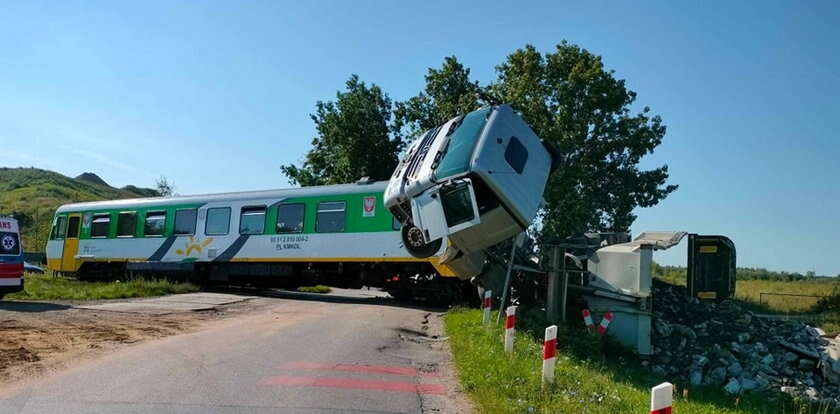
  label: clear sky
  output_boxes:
[0,1,837,274]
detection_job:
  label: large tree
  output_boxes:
[282,75,402,186]
[394,56,480,137]
[399,42,677,238]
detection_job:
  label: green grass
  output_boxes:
[296,285,331,294]
[444,308,818,414]
[6,272,199,301]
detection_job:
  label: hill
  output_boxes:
[0,167,160,251]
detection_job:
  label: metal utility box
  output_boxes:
[687,234,736,301]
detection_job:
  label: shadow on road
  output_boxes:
[0,301,72,313]
[207,285,451,313]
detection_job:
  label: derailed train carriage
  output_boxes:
[45,181,469,302]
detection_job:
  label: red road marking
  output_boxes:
[279,361,439,377]
[259,375,446,395]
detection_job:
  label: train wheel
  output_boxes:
[402,225,442,259]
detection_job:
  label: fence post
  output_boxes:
[650,382,673,414]
[542,325,557,387]
[504,306,516,353]
[546,246,561,323]
[482,290,492,325]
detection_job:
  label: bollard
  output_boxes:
[581,309,594,331]
[504,306,516,353]
[542,325,557,387]
[597,311,613,335]
[482,290,492,325]
[650,382,673,414]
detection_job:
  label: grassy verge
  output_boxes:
[444,307,810,414]
[7,272,199,301]
[297,285,331,294]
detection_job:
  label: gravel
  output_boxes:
[651,280,840,402]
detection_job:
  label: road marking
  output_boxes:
[259,375,446,395]
[279,361,439,377]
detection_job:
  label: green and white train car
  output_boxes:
[46,181,461,296]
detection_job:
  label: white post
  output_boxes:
[597,311,613,335]
[482,290,492,325]
[542,325,557,387]
[504,305,516,353]
[650,382,673,414]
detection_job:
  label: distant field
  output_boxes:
[735,279,838,313]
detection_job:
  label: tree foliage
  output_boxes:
[394,56,480,137]
[281,75,402,186]
[155,176,175,197]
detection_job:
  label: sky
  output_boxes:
[0,1,837,274]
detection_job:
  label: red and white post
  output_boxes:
[650,382,673,414]
[542,325,557,387]
[482,290,492,325]
[597,311,613,335]
[504,306,516,353]
[581,309,595,331]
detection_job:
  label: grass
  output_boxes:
[6,272,199,301]
[296,285,331,294]
[444,307,820,414]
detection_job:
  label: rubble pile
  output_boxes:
[651,280,840,402]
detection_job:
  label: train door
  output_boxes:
[60,213,82,272]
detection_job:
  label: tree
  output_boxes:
[394,56,481,138]
[398,42,677,239]
[156,176,175,197]
[281,75,403,187]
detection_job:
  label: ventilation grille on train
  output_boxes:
[404,126,441,181]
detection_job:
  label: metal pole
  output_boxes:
[546,245,560,323]
[561,247,568,322]
[496,235,520,324]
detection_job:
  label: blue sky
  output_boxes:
[0,1,837,274]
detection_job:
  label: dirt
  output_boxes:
[0,299,261,388]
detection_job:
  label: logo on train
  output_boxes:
[176,236,214,257]
[363,196,376,217]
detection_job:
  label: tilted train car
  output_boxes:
[45,181,466,301]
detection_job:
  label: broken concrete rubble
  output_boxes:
[651,280,840,402]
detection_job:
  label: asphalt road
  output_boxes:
[0,293,467,413]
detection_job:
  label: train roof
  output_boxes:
[55,180,389,213]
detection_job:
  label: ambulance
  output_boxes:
[0,217,24,298]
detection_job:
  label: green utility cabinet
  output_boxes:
[687,234,736,301]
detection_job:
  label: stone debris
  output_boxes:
[651,280,840,402]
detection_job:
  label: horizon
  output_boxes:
[1,1,838,275]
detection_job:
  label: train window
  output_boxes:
[316,201,345,233]
[240,206,266,235]
[504,136,528,174]
[67,216,80,238]
[117,212,137,237]
[174,209,197,235]
[51,216,67,240]
[90,214,111,238]
[205,207,231,235]
[144,211,166,236]
[277,204,304,233]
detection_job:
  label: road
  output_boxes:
[0,292,469,413]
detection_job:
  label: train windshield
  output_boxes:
[0,231,20,256]
[433,107,491,180]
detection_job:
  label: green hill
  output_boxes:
[0,167,159,252]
